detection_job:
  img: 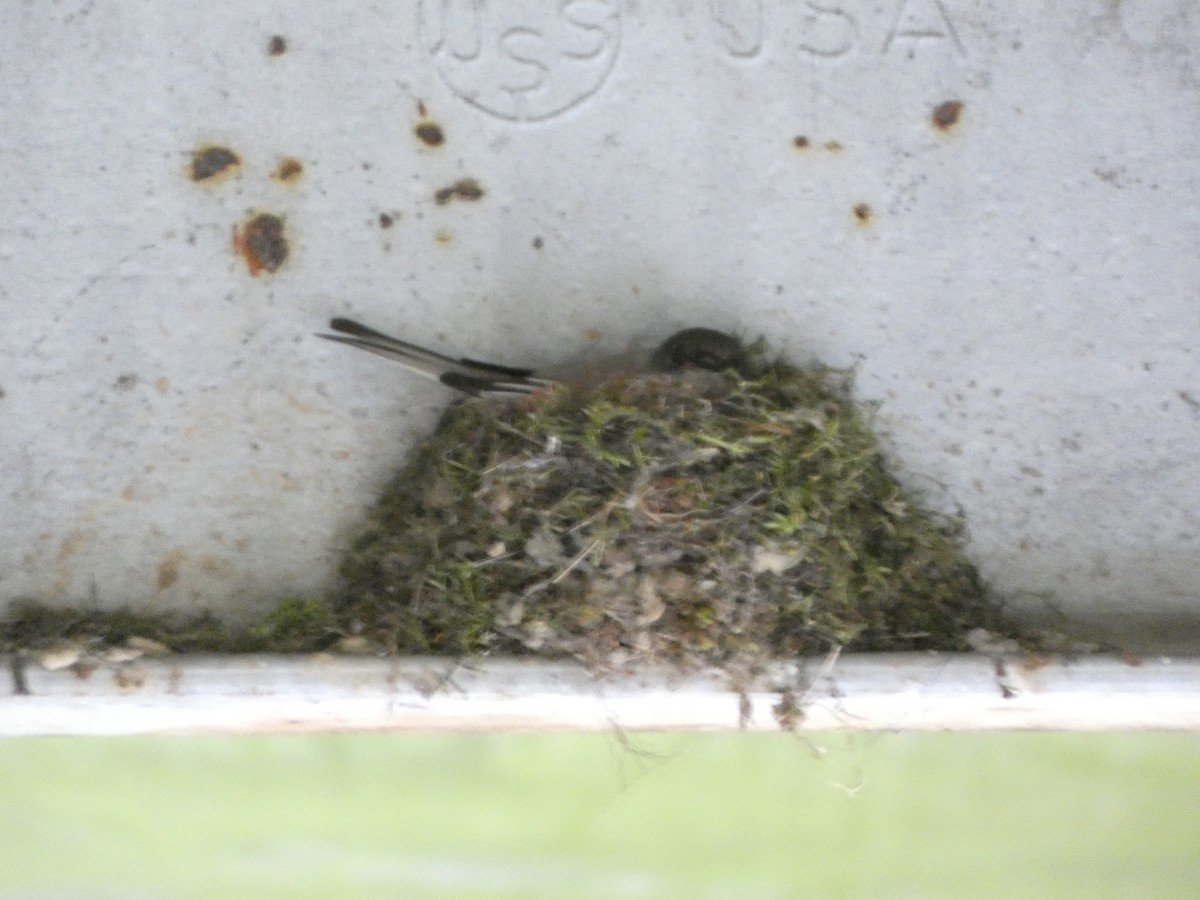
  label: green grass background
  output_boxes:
[2,731,1197,898]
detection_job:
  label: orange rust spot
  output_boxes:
[434,228,453,245]
[932,100,964,132]
[823,141,844,153]
[114,668,147,690]
[268,35,287,56]
[434,178,484,205]
[233,213,289,275]
[191,145,240,182]
[415,120,445,147]
[57,529,90,562]
[415,100,444,146]
[156,553,182,590]
[273,157,303,183]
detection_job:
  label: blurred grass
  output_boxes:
[1,731,1197,899]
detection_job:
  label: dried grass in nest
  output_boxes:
[334,342,1017,672]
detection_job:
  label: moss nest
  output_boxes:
[332,341,1019,671]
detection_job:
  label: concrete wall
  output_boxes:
[3,2,1197,647]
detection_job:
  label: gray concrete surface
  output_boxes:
[2,3,1197,647]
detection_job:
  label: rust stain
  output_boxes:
[379,212,395,229]
[273,157,303,184]
[932,100,964,132]
[155,376,170,394]
[791,136,850,155]
[434,228,453,245]
[268,35,287,56]
[199,554,234,577]
[415,120,445,148]
[156,558,179,591]
[434,178,484,205]
[114,668,146,690]
[415,100,445,147]
[233,213,289,275]
[57,529,90,562]
[191,145,240,182]
[288,395,318,414]
[156,551,186,591]
[852,202,874,226]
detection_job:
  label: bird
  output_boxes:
[318,317,747,398]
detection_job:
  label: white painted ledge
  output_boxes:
[4,654,1198,736]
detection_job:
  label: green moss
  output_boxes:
[0,596,340,657]
[333,342,1021,670]
[245,597,338,652]
[0,601,233,654]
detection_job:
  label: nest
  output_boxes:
[334,342,1015,673]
